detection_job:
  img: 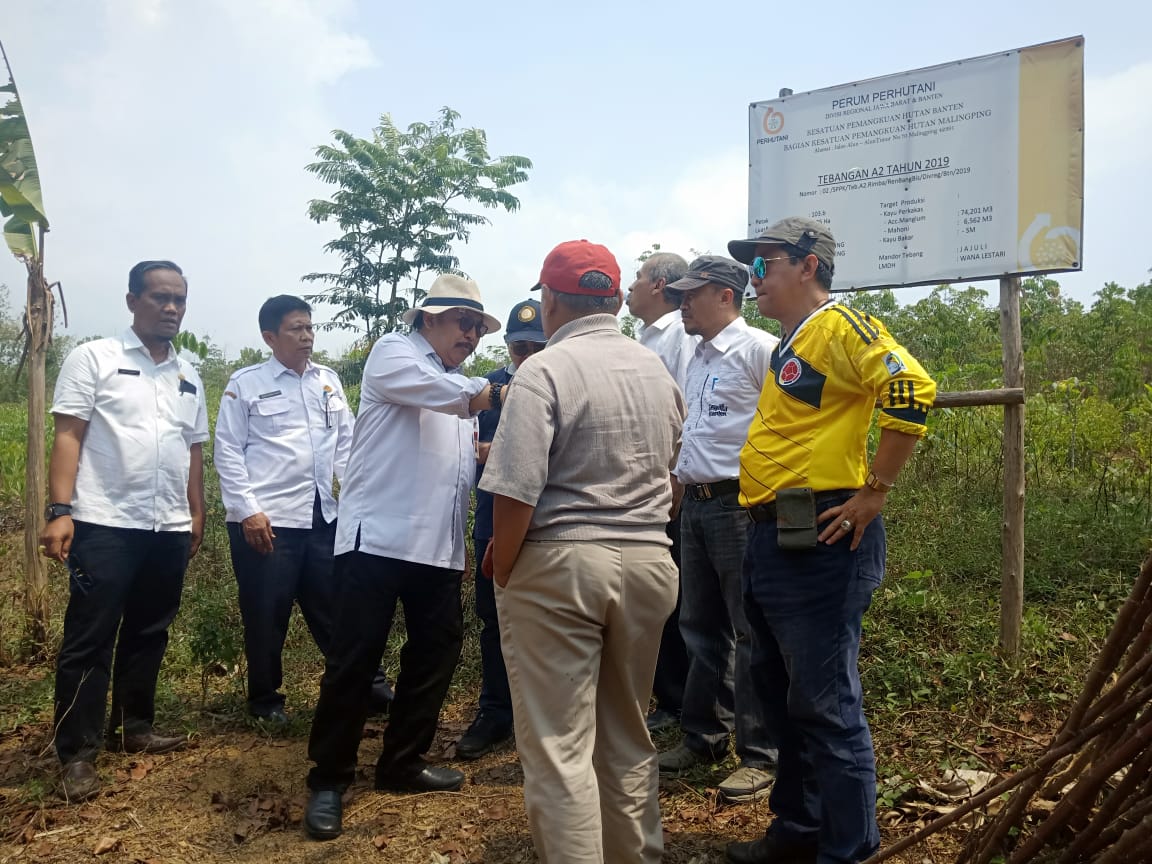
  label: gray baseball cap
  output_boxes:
[728,217,836,273]
[665,255,749,294]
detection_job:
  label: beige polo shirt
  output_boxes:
[480,313,686,545]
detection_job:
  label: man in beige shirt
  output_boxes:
[480,240,686,864]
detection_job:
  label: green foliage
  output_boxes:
[0,44,47,259]
[303,107,532,341]
[171,330,209,361]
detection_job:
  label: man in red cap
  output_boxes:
[481,241,686,863]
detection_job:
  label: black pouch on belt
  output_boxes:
[776,487,818,549]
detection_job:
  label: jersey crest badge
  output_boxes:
[779,357,802,386]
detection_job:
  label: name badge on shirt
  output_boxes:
[117,368,140,376]
[258,390,282,399]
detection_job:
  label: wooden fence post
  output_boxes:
[1000,276,1025,657]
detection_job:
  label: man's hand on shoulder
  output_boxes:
[39,515,74,563]
[241,512,276,555]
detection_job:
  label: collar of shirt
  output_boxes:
[409,330,457,372]
[121,327,176,365]
[548,313,620,346]
[265,355,317,380]
[641,308,681,336]
[697,316,752,358]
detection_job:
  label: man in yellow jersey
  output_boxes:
[724,217,936,864]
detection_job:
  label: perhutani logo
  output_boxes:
[779,357,802,385]
[762,109,785,136]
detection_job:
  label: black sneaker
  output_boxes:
[456,712,513,761]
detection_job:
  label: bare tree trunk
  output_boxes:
[22,228,53,657]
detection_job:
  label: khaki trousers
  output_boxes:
[496,539,678,864]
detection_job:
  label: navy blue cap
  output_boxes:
[505,299,546,343]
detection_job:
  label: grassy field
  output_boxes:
[0,393,1149,862]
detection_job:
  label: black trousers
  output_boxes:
[307,551,463,791]
[651,517,688,714]
[471,534,512,728]
[54,521,190,764]
[226,498,392,715]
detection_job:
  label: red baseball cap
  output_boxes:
[531,240,621,297]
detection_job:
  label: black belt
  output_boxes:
[684,478,741,501]
[746,489,857,523]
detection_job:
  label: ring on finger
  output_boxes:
[839,519,853,532]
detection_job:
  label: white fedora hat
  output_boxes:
[400,274,501,334]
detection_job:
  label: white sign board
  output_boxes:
[748,38,1084,290]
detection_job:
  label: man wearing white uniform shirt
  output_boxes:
[625,251,698,733]
[626,251,696,392]
[658,256,779,804]
[39,260,208,802]
[304,275,499,841]
[214,295,392,724]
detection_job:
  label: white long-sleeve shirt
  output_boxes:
[51,329,209,532]
[675,317,778,485]
[214,357,353,528]
[334,331,487,569]
[637,309,698,394]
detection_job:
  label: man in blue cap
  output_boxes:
[458,298,548,759]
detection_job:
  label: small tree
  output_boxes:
[304,107,531,341]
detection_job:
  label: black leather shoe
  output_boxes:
[726,833,819,864]
[251,707,289,726]
[60,760,100,802]
[456,713,513,761]
[304,790,343,840]
[375,765,465,793]
[106,731,187,754]
[645,708,679,734]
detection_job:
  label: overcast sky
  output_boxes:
[2,0,1149,358]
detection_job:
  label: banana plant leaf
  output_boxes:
[0,45,48,259]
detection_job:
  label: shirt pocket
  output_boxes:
[250,397,292,436]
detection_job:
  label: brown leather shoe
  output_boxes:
[106,731,187,754]
[60,761,100,802]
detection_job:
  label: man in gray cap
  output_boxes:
[657,256,779,803]
[458,298,548,759]
[726,218,936,864]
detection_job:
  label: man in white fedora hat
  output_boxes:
[304,274,500,841]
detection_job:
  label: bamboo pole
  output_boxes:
[999,276,1025,657]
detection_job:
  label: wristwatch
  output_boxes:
[45,502,73,521]
[864,471,893,493]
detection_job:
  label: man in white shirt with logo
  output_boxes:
[625,251,698,733]
[658,256,780,804]
[39,260,208,802]
[214,295,393,724]
[304,275,499,841]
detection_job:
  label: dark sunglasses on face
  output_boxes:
[749,254,796,279]
[453,312,490,337]
[508,341,544,356]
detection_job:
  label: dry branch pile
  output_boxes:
[867,552,1152,864]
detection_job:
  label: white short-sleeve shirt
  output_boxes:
[675,317,778,485]
[51,328,209,531]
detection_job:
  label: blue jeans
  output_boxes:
[679,493,775,767]
[742,494,884,864]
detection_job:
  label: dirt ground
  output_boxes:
[0,692,967,864]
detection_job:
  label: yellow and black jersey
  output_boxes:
[739,303,936,506]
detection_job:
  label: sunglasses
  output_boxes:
[451,312,490,337]
[508,341,545,356]
[749,255,797,279]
